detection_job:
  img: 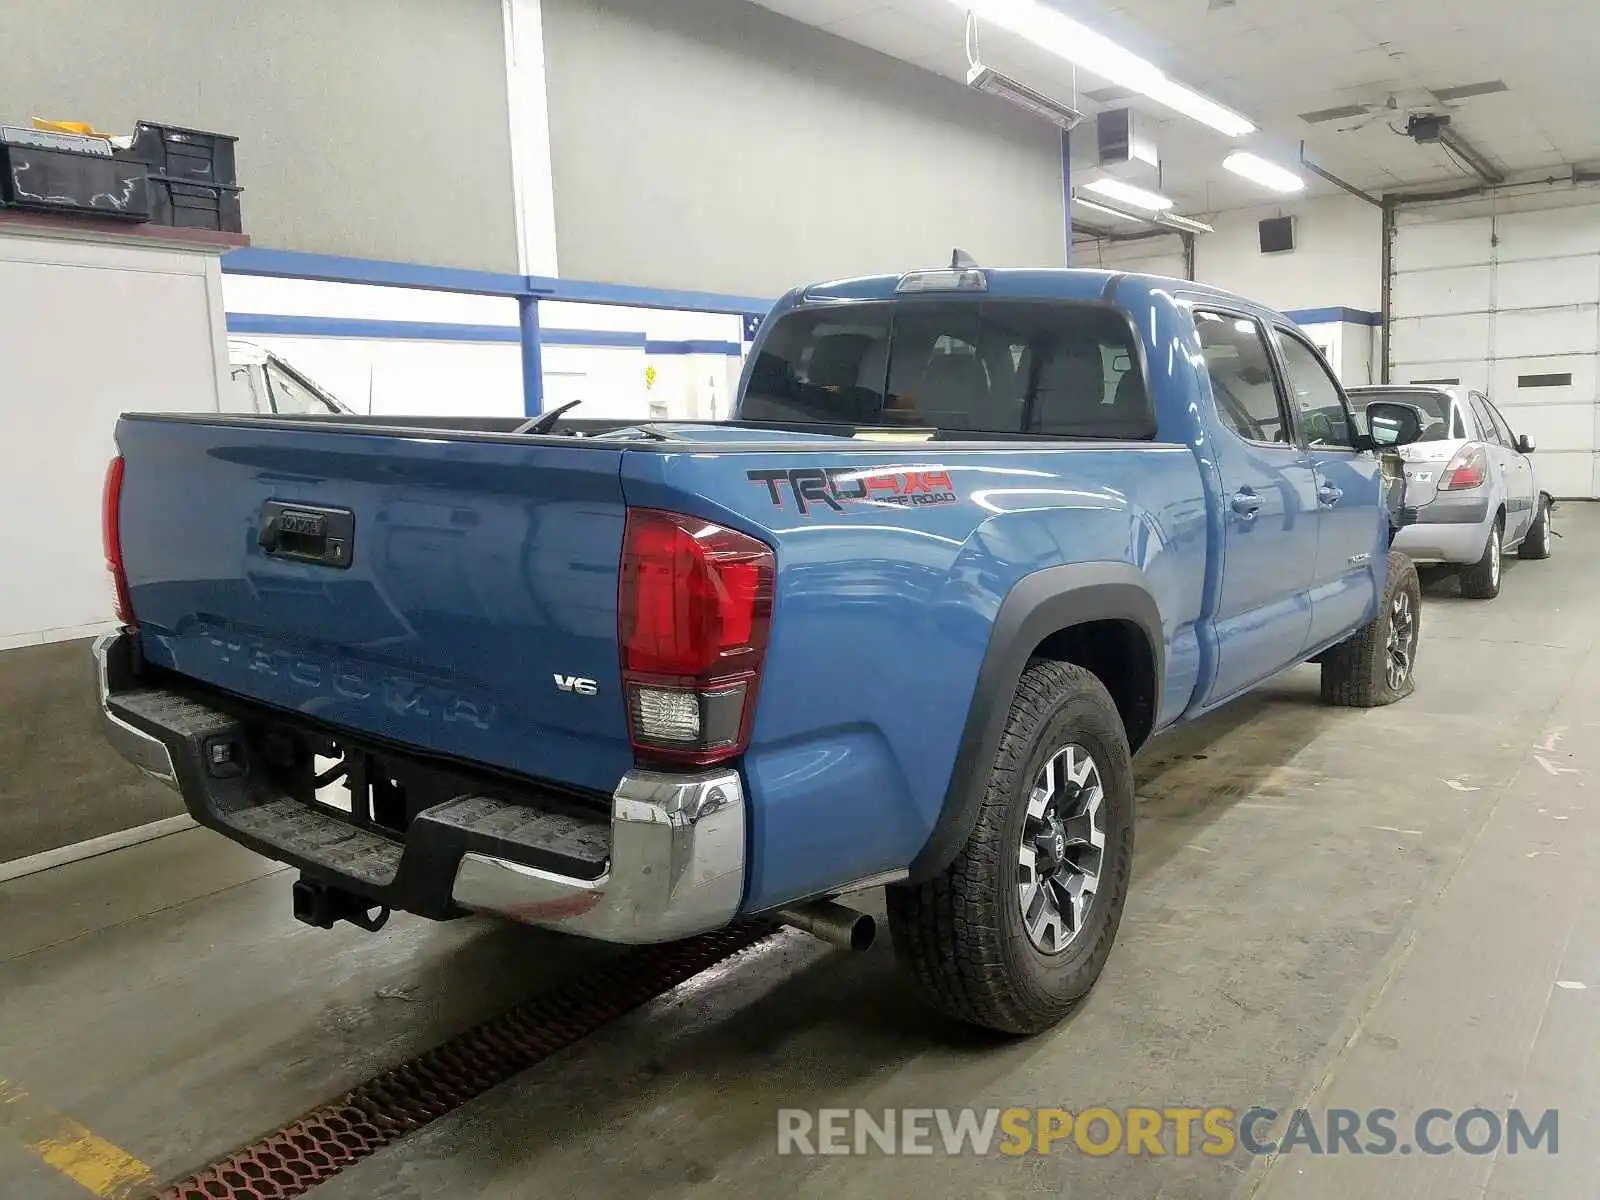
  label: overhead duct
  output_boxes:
[1071,107,1162,190]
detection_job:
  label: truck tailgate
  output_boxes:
[115,415,634,795]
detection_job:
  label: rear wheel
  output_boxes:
[887,660,1134,1035]
[1458,516,1503,599]
[1320,550,1421,707]
[1518,497,1552,560]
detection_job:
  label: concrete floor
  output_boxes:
[3,508,1598,1200]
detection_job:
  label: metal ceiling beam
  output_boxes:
[1298,143,1382,208]
[1437,123,1506,185]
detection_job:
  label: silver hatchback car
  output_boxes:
[1347,385,1553,599]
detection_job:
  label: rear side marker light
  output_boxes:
[619,509,774,767]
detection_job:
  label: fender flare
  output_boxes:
[905,561,1164,883]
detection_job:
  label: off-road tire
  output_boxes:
[1320,550,1421,707]
[1518,497,1552,560]
[886,660,1135,1035]
[1459,517,1504,599]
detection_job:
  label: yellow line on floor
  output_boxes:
[0,1079,153,1198]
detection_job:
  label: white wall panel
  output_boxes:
[1389,313,1491,363]
[1497,403,1592,452]
[1495,256,1600,311]
[1491,355,1596,406]
[1388,360,1491,392]
[1393,216,1492,270]
[0,230,230,646]
[1391,266,1491,317]
[1495,306,1600,358]
[1496,207,1600,261]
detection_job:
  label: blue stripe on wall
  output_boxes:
[225,313,743,354]
[1285,306,1383,327]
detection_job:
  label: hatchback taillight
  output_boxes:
[1439,443,1488,491]
[102,455,134,627]
[618,509,774,766]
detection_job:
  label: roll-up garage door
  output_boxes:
[1389,196,1600,498]
[1076,235,1189,279]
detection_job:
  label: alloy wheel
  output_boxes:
[1017,743,1106,954]
[1386,590,1416,691]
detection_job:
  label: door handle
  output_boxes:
[1318,484,1343,507]
[1231,491,1262,520]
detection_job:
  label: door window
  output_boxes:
[1274,329,1355,449]
[1193,311,1290,445]
[1483,396,1518,449]
[1469,394,1505,446]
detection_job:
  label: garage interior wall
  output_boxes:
[0,0,519,273]
[539,0,1069,298]
[1389,184,1600,500]
[1195,194,1383,313]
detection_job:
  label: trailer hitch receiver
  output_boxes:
[292,876,391,932]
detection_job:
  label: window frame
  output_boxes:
[1191,306,1301,450]
[263,355,343,417]
[738,297,1159,441]
[1270,324,1360,453]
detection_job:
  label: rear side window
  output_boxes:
[740,300,1153,439]
[1193,311,1289,444]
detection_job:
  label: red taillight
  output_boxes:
[619,508,774,766]
[1439,443,1488,491]
[102,455,134,627]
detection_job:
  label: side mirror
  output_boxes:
[1362,400,1426,449]
[1516,433,1536,454]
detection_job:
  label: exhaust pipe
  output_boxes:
[775,899,876,951]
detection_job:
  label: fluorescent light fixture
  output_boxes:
[954,0,1256,137]
[1154,211,1215,234]
[1223,151,1305,193]
[1072,194,1145,222]
[967,63,1086,131]
[1084,177,1173,211]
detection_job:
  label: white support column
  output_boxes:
[502,0,560,276]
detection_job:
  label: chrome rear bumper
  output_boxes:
[93,631,746,943]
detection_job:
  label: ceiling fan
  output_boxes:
[1299,79,1507,133]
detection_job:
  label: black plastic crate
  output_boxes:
[146,176,242,232]
[0,142,149,220]
[118,121,237,187]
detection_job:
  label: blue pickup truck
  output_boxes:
[96,266,1424,1034]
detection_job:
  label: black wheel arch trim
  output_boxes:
[905,561,1164,883]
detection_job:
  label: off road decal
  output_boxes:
[746,466,959,515]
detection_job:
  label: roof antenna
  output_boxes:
[951,248,978,269]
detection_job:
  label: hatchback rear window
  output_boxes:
[739,300,1153,439]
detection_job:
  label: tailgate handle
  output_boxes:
[258,502,355,569]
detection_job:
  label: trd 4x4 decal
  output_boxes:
[746,466,958,515]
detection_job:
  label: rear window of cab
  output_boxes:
[740,300,1154,440]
